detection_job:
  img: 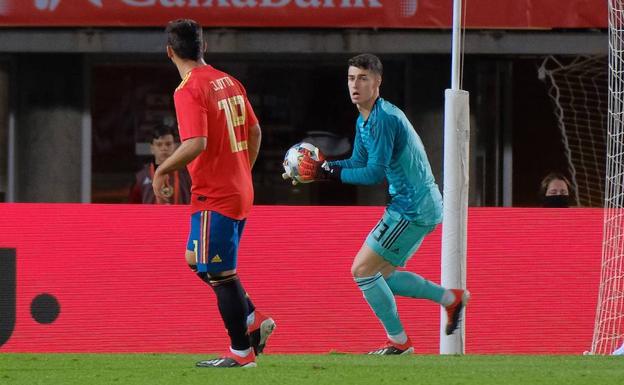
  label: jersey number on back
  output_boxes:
[218,95,247,153]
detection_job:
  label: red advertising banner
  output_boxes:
[0,204,602,354]
[0,0,608,29]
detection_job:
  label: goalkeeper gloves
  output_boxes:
[298,153,341,183]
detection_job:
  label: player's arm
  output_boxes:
[248,123,261,169]
[153,87,207,200]
[304,119,393,185]
[301,120,393,185]
[327,128,367,169]
[153,137,205,201]
[339,119,394,185]
[296,127,367,183]
[156,137,205,174]
[240,84,261,169]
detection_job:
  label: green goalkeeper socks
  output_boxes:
[385,270,446,304]
[355,272,404,337]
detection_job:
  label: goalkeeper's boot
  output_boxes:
[196,351,257,368]
[248,311,276,355]
[445,289,471,335]
[368,338,414,355]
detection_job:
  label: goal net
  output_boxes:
[538,55,608,208]
[589,0,624,355]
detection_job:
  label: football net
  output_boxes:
[538,55,608,208]
[589,0,624,355]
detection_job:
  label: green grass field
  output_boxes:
[1,353,624,385]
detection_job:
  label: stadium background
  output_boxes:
[0,0,609,354]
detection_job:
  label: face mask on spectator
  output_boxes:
[543,195,569,208]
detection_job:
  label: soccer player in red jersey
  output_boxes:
[153,19,275,368]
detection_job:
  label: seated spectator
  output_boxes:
[539,172,572,208]
[129,125,191,204]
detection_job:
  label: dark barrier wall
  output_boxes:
[0,204,602,354]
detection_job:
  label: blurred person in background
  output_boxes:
[129,124,191,204]
[540,172,572,208]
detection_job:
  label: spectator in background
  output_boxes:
[129,124,191,204]
[540,172,572,208]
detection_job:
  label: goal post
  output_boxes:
[440,0,470,354]
[440,89,470,354]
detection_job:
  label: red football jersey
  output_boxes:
[173,65,258,219]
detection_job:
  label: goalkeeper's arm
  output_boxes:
[299,155,385,185]
[331,117,394,185]
[322,128,385,184]
[328,129,367,169]
[332,163,385,185]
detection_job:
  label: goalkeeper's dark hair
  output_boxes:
[151,124,178,143]
[166,19,204,61]
[348,53,383,76]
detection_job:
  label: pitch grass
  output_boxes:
[1,353,624,385]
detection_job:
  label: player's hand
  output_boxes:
[298,153,324,182]
[281,172,300,186]
[152,171,172,204]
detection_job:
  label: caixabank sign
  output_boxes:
[0,0,608,28]
[0,204,604,354]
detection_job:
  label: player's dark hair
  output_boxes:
[166,19,204,61]
[348,53,383,76]
[152,124,177,143]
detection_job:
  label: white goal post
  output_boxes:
[440,0,470,354]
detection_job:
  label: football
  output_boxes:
[282,142,323,184]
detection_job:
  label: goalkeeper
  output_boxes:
[285,53,469,354]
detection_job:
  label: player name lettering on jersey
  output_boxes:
[210,76,235,91]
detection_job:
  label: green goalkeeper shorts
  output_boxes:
[365,209,436,267]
